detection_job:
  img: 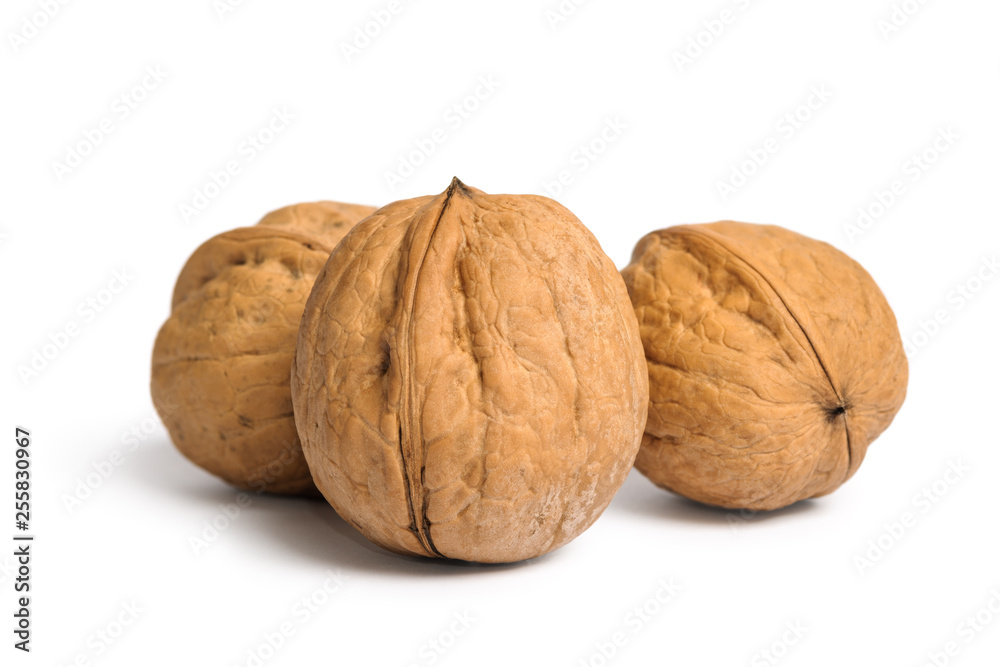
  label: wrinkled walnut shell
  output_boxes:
[292,179,648,562]
[151,201,375,495]
[622,222,907,510]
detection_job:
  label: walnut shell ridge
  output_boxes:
[151,201,376,495]
[291,179,648,562]
[621,222,908,511]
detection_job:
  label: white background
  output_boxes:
[2,1,999,665]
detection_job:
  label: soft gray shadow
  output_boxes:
[128,437,225,501]
[129,437,548,576]
[246,495,545,577]
[608,468,820,525]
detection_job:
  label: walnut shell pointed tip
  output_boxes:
[621,221,908,511]
[292,181,648,562]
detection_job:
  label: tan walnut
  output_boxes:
[151,201,376,495]
[621,222,908,511]
[291,179,648,562]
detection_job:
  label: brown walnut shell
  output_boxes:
[291,179,648,562]
[621,222,908,511]
[151,201,376,495]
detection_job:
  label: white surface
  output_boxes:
[2,1,999,665]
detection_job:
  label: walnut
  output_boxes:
[621,222,908,510]
[151,201,376,495]
[291,179,648,562]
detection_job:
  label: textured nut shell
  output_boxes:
[621,222,908,510]
[292,180,648,562]
[151,201,375,495]
[257,201,376,239]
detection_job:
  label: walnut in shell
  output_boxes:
[621,222,907,511]
[151,201,376,495]
[291,179,648,562]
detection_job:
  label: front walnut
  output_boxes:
[292,179,648,563]
[151,201,375,495]
[622,222,908,511]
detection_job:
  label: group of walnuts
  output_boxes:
[151,178,908,563]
